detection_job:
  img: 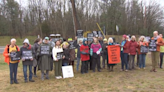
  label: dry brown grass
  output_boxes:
[0,54,164,92]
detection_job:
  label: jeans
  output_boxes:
[9,63,18,82]
[23,65,33,81]
[139,54,146,68]
[129,55,135,70]
[81,61,88,73]
[121,52,128,70]
[76,57,81,71]
[160,53,164,68]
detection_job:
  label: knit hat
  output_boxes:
[68,38,73,41]
[103,38,107,42]
[123,35,127,39]
[44,37,49,40]
[23,38,30,44]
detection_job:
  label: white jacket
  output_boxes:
[52,46,63,61]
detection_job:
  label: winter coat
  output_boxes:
[80,45,90,61]
[102,43,108,55]
[20,44,34,66]
[62,48,70,64]
[151,37,164,52]
[37,43,53,72]
[123,41,130,53]
[128,40,138,55]
[138,41,149,54]
[3,45,20,65]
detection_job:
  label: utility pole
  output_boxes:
[70,0,81,35]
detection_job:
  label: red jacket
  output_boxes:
[123,41,130,53]
[80,45,90,61]
[128,40,138,55]
[3,45,20,65]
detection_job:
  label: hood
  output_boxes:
[83,39,87,46]
[23,38,30,44]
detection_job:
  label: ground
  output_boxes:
[0,54,164,92]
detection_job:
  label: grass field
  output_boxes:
[0,36,37,46]
[0,54,164,92]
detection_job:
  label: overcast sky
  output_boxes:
[15,0,164,7]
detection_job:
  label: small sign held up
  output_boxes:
[62,65,74,79]
[10,51,21,61]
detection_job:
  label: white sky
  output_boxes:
[15,0,164,7]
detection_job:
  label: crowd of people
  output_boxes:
[3,31,164,84]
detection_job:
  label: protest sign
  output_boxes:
[77,30,83,38]
[93,31,98,37]
[69,41,76,49]
[107,45,120,64]
[149,39,157,52]
[40,46,50,55]
[57,52,64,60]
[62,65,74,78]
[10,51,21,61]
[140,45,149,53]
[22,51,33,60]
[98,31,103,37]
[87,33,94,42]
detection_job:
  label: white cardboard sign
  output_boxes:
[62,65,74,78]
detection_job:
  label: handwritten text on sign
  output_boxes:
[107,45,120,64]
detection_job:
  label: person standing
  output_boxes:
[52,40,63,79]
[80,39,90,74]
[150,31,164,72]
[90,37,102,72]
[37,37,52,80]
[3,38,20,84]
[62,42,70,66]
[159,34,164,69]
[128,36,138,70]
[138,36,148,69]
[32,38,42,77]
[107,38,116,72]
[68,38,76,69]
[76,40,82,71]
[102,39,108,69]
[122,35,130,71]
[120,35,128,71]
[20,38,35,83]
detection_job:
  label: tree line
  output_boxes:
[0,0,163,38]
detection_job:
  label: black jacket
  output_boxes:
[20,45,34,66]
[62,48,70,64]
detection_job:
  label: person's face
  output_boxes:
[63,45,67,49]
[154,32,158,37]
[131,37,135,41]
[94,39,98,43]
[56,41,60,46]
[44,39,49,43]
[11,41,16,46]
[24,43,28,47]
[141,38,144,41]
[39,39,42,44]
[104,41,107,43]
[160,34,163,38]
[79,41,82,45]
[85,41,87,44]
[122,37,125,40]
[75,36,77,40]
